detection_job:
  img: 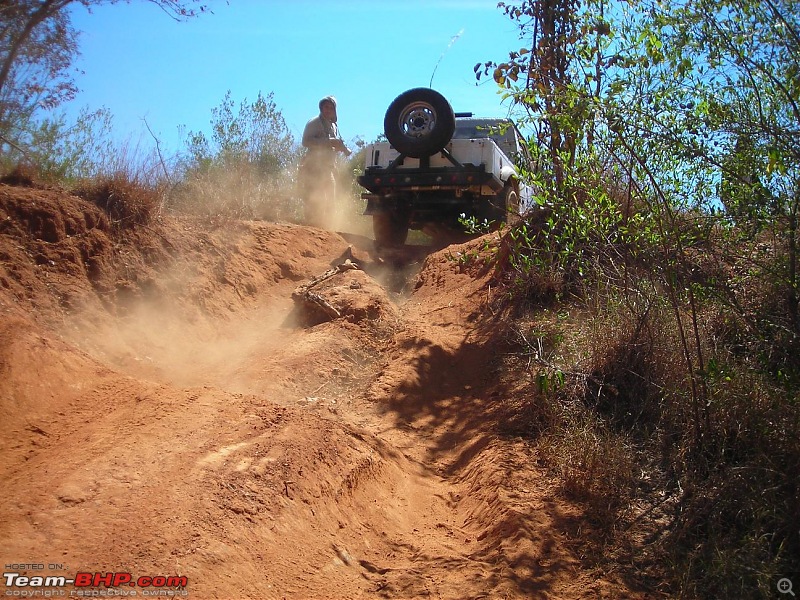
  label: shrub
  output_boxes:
[73,173,162,228]
[496,172,799,597]
[171,90,302,222]
[167,160,301,223]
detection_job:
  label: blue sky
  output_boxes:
[63,0,526,156]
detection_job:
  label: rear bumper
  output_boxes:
[357,165,502,195]
[362,194,471,217]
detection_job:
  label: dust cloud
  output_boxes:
[64,294,295,393]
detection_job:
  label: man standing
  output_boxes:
[300,96,350,227]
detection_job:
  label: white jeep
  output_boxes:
[358,88,534,246]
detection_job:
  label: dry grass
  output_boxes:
[167,162,302,223]
[0,163,41,187]
[72,174,163,229]
[541,412,637,527]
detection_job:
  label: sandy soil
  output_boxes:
[0,182,649,599]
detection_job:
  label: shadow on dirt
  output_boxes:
[377,332,511,464]
[371,326,590,596]
[365,504,582,597]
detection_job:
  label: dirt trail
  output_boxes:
[0,183,643,599]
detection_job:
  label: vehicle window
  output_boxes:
[453,119,519,158]
[453,125,490,140]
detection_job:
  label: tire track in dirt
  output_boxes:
[337,243,637,599]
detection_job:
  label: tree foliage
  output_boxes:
[0,1,79,147]
[0,0,212,154]
[183,90,298,175]
[173,90,300,220]
[477,0,614,188]
[22,106,115,179]
[490,1,799,596]
[490,0,800,388]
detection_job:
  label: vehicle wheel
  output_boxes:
[384,88,455,158]
[478,181,519,226]
[502,181,521,225]
[373,212,410,247]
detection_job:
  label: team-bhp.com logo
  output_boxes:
[4,571,188,597]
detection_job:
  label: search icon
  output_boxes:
[778,578,795,596]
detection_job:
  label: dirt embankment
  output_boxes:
[0,182,647,599]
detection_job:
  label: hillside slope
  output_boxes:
[0,182,648,599]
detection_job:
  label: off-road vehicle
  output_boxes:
[358,88,533,246]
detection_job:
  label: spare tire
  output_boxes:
[383,88,455,158]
